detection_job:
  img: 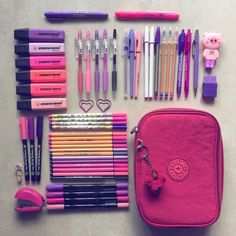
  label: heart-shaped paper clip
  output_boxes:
[79,99,94,113]
[96,99,111,113]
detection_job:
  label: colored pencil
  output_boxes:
[51,163,128,168]
[49,131,127,137]
[51,171,128,176]
[50,152,128,156]
[50,176,128,182]
[50,159,128,164]
[50,125,127,130]
[52,167,128,173]
[49,117,127,122]
[49,144,127,148]
[49,140,127,145]
[49,113,126,118]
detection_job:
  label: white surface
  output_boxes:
[0,0,236,235]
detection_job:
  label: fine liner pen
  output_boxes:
[154,27,161,99]
[123,30,129,99]
[36,116,43,183]
[45,11,108,22]
[192,29,199,96]
[129,29,135,98]
[19,117,30,183]
[149,26,155,99]
[144,26,149,99]
[111,29,117,97]
[94,30,100,98]
[102,29,108,98]
[76,30,83,96]
[85,31,91,98]
[28,117,36,182]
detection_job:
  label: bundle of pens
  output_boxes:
[14,28,67,111]
[48,113,128,182]
[124,26,199,100]
[46,183,129,210]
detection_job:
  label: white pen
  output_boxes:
[149,26,155,99]
[144,26,149,99]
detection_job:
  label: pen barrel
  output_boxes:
[36,140,42,182]
[134,54,141,98]
[86,70,91,94]
[170,44,177,99]
[184,55,190,97]
[94,71,100,94]
[149,44,154,98]
[177,54,184,96]
[124,56,128,98]
[165,44,172,98]
[30,141,36,182]
[144,43,149,98]
[112,70,117,93]
[103,70,108,95]
[154,46,160,98]
[193,56,199,90]
[78,71,83,94]
[129,55,134,97]
[22,141,30,182]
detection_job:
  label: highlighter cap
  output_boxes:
[15,58,30,69]
[28,117,35,140]
[15,44,30,56]
[37,116,43,139]
[17,100,31,110]
[16,71,31,83]
[19,117,27,140]
[16,85,31,96]
[14,28,29,41]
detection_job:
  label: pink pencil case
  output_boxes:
[132,108,224,227]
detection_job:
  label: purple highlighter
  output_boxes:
[14,28,65,42]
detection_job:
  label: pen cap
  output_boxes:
[15,58,30,69]
[37,116,43,139]
[17,100,31,110]
[16,85,31,96]
[19,117,27,140]
[16,71,30,83]
[15,44,29,55]
[46,184,63,191]
[129,29,135,53]
[28,116,35,140]
[14,28,29,41]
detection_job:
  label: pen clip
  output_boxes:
[74,37,79,59]
[109,37,117,59]
[84,39,91,60]
[192,40,196,58]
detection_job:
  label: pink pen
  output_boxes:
[134,31,142,98]
[184,29,191,98]
[102,29,108,98]
[85,31,91,98]
[115,11,179,21]
[77,30,83,96]
[52,167,128,173]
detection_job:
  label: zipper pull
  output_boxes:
[130,126,138,134]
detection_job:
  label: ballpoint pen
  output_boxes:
[129,29,135,98]
[134,31,142,99]
[101,29,108,98]
[176,29,185,97]
[144,26,149,99]
[28,117,36,182]
[149,26,155,99]
[184,29,192,98]
[36,116,43,183]
[192,29,199,96]
[19,117,30,183]
[159,28,166,99]
[123,30,129,99]
[75,30,83,97]
[94,30,100,98]
[165,28,172,99]
[154,27,161,99]
[85,31,91,98]
[170,29,178,99]
[111,29,117,97]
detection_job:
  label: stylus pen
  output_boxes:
[102,29,108,98]
[176,29,185,97]
[129,29,135,98]
[149,26,155,99]
[85,31,91,98]
[77,30,83,97]
[28,117,36,182]
[165,29,172,99]
[19,117,30,183]
[184,29,191,98]
[159,28,166,99]
[154,27,161,99]
[36,116,43,183]
[112,29,117,97]
[94,30,100,98]
[134,31,142,99]
[144,26,149,99]
[123,30,129,99]
[192,29,199,96]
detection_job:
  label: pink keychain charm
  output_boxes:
[15,187,44,212]
[79,99,94,113]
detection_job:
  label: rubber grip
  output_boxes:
[112,71,117,92]
[78,71,83,94]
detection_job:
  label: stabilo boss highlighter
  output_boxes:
[15,43,65,56]
[16,83,66,97]
[16,70,66,83]
[17,98,67,111]
[15,56,66,69]
[14,28,65,42]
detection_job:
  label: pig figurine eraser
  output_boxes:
[202,33,222,70]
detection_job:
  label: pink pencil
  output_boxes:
[52,167,128,173]
[52,163,128,168]
[51,159,128,164]
[52,171,128,176]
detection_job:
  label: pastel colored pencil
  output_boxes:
[49,131,127,137]
[46,183,128,192]
[50,147,127,151]
[50,159,128,164]
[49,144,127,148]
[51,171,128,176]
[50,176,128,182]
[49,113,126,118]
[49,140,127,144]
[47,202,129,210]
[49,125,127,130]
[49,116,127,122]
[52,167,128,173]
[49,121,126,126]
[46,196,129,204]
[50,152,127,156]
[51,163,128,168]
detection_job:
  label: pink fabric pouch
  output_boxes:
[132,108,223,227]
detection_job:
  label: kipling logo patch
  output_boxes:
[168,158,189,181]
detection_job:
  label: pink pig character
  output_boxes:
[202,33,222,69]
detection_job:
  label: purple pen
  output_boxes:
[102,29,108,98]
[129,29,135,98]
[44,11,108,22]
[176,29,185,97]
[123,30,129,98]
[192,29,199,96]
[184,29,191,98]
[14,28,65,42]
[94,30,100,97]
[154,27,161,99]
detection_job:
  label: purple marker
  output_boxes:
[36,116,43,183]
[176,29,185,97]
[94,30,100,97]
[129,29,135,98]
[45,11,108,22]
[154,27,161,99]
[14,28,65,42]
[123,30,129,98]
[28,117,36,182]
